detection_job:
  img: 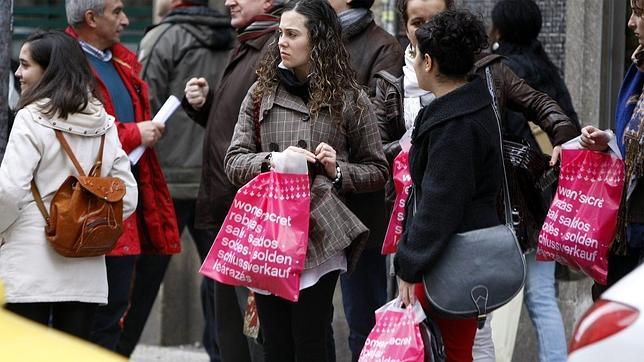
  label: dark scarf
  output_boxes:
[340,9,373,40]
[277,66,310,104]
[237,4,284,43]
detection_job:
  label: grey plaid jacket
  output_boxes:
[225,82,389,271]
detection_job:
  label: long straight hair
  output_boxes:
[17,30,96,119]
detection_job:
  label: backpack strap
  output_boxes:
[89,134,106,177]
[55,131,106,177]
[55,130,86,177]
[30,131,107,222]
[30,180,50,222]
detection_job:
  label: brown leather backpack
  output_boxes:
[31,130,126,258]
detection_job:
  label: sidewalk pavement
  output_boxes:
[131,344,209,362]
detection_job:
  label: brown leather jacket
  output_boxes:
[374,54,580,211]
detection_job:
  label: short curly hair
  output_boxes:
[415,9,488,78]
[396,0,454,25]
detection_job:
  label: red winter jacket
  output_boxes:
[66,27,181,256]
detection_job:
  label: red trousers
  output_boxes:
[415,284,478,362]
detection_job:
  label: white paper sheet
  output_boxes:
[128,95,181,165]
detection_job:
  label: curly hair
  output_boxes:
[396,0,454,24]
[415,9,488,78]
[253,0,364,121]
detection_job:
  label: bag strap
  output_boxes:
[55,130,86,177]
[30,180,50,221]
[89,134,106,177]
[30,131,107,222]
[55,130,106,177]
[484,67,514,227]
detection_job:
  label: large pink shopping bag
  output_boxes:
[359,298,426,362]
[537,136,625,284]
[200,152,310,301]
[382,130,414,255]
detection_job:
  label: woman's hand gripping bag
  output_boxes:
[383,129,414,254]
[200,151,310,301]
[359,298,426,362]
[537,134,625,284]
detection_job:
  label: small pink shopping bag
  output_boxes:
[359,298,426,362]
[200,152,310,301]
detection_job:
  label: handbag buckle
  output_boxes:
[471,285,489,329]
[511,208,521,227]
[476,314,487,329]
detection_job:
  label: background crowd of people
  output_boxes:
[1,0,643,361]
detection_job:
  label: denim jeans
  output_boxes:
[523,251,567,362]
[340,248,387,361]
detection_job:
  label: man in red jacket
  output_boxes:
[64,0,181,351]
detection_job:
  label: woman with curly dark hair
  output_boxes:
[224,0,388,360]
[393,10,501,361]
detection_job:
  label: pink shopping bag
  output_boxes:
[359,298,426,362]
[382,130,414,255]
[537,136,625,284]
[200,152,310,301]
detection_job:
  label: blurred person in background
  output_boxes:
[123,0,235,360]
[486,1,581,361]
[65,0,181,351]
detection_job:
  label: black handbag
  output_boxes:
[420,67,526,328]
[502,136,559,252]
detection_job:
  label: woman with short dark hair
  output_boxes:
[0,30,137,340]
[394,10,498,362]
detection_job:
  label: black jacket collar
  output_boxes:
[413,75,491,140]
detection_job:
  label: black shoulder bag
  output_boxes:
[420,67,526,328]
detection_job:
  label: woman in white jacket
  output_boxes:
[0,30,137,340]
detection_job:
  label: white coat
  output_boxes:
[0,98,138,304]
